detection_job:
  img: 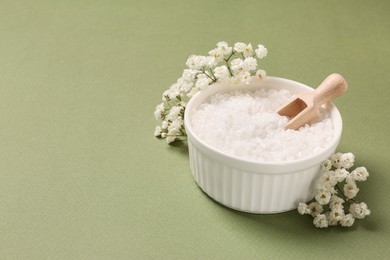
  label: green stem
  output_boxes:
[224,50,235,62]
[208,68,217,82]
[202,69,217,82]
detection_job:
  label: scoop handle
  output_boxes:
[313,73,348,106]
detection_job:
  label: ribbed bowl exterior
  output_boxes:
[184,76,342,214]
[188,140,330,213]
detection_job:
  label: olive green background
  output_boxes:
[0,0,389,259]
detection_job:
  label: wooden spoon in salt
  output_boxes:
[277,73,348,130]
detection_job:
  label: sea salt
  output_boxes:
[190,88,334,162]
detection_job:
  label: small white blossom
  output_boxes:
[208,48,225,63]
[308,202,323,217]
[176,78,194,93]
[234,71,251,83]
[343,178,359,199]
[162,88,179,102]
[317,170,338,190]
[255,69,267,79]
[333,168,349,182]
[297,203,310,215]
[329,208,344,222]
[154,126,162,137]
[255,44,268,59]
[181,69,199,82]
[161,120,169,130]
[349,202,371,219]
[339,152,355,169]
[167,118,182,135]
[213,65,230,81]
[330,152,343,168]
[167,105,182,120]
[313,214,328,228]
[166,135,176,144]
[321,159,332,171]
[233,42,248,53]
[216,41,232,55]
[186,55,215,69]
[195,76,211,90]
[230,58,244,73]
[340,214,355,227]
[154,103,166,121]
[329,195,345,210]
[243,43,253,57]
[315,190,332,205]
[243,57,257,71]
[351,166,369,182]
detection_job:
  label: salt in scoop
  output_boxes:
[277,73,348,130]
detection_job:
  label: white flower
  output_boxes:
[162,88,179,102]
[176,78,194,93]
[154,126,162,137]
[154,103,166,121]
[340,214,355,227]
[315,190,332,205]
[186,55,215,69]
[339,152,355,169]
[317,170,337,190]
[330,152,343,168]
[349,202,371,219]
[343,178,359,199]
[166,135,176,144]
[334,168,349,182]
[195,77,210,90]
[255,69,267,79]
[351,166,369,182]
[167,105,183,120]
[234,71,251,83]
[329,208,344,222]
[313,214,328,228]
[216,41,232,55]
[329,195,345,210]
[213,65,230,81]
[167,118,182,135]
[297,203,310,215]
[308,202,323,217]
[243,43,253,57]
[161,120,169,130]
[230,58,244,73]
[233,42,254,57]
[195,73,212,89]
[233,42,248,53]
[181,69,199,82]
[255,44,268,59]
[243,57,257,71]
[208,48,225,63]
[321,159,332,171]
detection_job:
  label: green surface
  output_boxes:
[0,0,389,259]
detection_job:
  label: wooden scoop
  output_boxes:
[277,73,348,130]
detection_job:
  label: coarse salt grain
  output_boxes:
[190,88,334,162]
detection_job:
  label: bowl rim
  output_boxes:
[184,76,343,174]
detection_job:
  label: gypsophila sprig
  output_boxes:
[298,152,371,228]
[154,41,268,143]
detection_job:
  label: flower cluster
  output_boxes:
[298,152,370,228]
[154,41,268,143]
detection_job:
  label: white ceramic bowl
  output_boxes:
[184,76,342,214]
